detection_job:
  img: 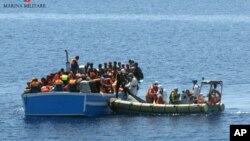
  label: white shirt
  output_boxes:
[193,84,200,96]
[126,77,138,96]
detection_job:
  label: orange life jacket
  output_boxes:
[41,86,50,92]
[55,79,63,85]
[208,90,221,105]
[156,95,164,104]
[68,79,77,92]
[69,79,76,85]
[103,78,112,86]
[197,95,204,104]
[146,85,158,100]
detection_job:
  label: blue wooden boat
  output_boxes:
[22,92,124,117]
[22,50,126,117]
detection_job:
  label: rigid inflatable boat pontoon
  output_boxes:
[109,80,225,114]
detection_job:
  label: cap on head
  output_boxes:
[153,81,158,87]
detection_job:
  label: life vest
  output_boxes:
[208,89,221,105]
[68,79,77,92]
[61,74,68,81]
[69,79,76,84]
[102,78,112,86]
[156,95,164,104]
[41,86,50,92]
[169,90,178,104]
[55,79,63,85]
[197,95,204,104]
[146,85,158,100]
[54,79,63,91]
[101,78,113,93]
[30,81,41,93]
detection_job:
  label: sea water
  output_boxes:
[1,0,250,140]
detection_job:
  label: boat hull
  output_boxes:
[109,98,225,114]
[22,92,119,117]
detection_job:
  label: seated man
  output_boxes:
[53,78,64,91]
[30,77,41,93]
[181,89,194,104]
[169,88,180,104]
[155,85,165,104]
[68,77,78,92]
[145,81,158,103]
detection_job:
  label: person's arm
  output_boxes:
[148,87,155,96]
[139,68,144,79]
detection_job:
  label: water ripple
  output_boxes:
[1,13,250,22]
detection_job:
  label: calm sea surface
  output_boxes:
[1,0,250,140]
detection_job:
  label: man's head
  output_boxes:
[153,81,159,88]
[98,64,102,68]
[192,80,197,85]
[174,87,178,92]
[121,69,126,75]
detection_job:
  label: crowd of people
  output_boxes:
[145,80,221,105]
[26,55,221,105]
[26,56,144,98]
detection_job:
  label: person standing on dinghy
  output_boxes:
[115,69,127,98]
[133,62,144,82]
[192,80,200,96]
[125,73,139,96]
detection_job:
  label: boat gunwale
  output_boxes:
[22,92,116,98]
